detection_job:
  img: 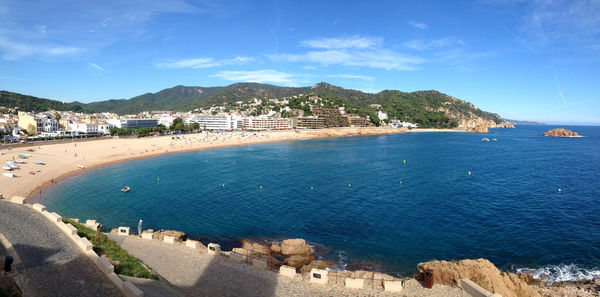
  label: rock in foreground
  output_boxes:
[417,258,541,297]
[543,128,579,137]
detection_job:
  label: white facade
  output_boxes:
[70,122,98,134]
[158,115,176,127]
[36,114,59,134]
[390,120,418,128]
[186,115,240,130]
[377,111,388,121]
[106,118,123,128]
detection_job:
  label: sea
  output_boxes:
[38,125,600,282]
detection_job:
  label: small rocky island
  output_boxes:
[543,128,579,137]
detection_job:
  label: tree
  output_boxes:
[54,112,61,121]
[191,122,200,131]
[171,117,183,127]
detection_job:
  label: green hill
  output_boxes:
[0,90,84,112]
[1,83,508,129]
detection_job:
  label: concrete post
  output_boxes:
[207,243,221,255]
[310,268,328,284]
[117,227,130,236]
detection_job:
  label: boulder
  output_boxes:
[280,238,312,256]
[543,128,579,137]
[300,259,337,274]
[241,240,271,255]
[270,243,281,254]
[417,258,541,297]
[153,230,186,242]
[285,254,314,268]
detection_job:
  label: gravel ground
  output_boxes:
[0,200,122,296]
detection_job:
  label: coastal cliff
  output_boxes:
[435,103,514,131]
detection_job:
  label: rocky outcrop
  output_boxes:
[280,238,312,256]
[543,128,579,137]
[238,238,316,268]
[470,123,489,133]
[285,254,315,268]
[153,230,186,242]
[535,278,600,297]
[437,105,514,130]
[416,258,541,297]
[241,240,271,254]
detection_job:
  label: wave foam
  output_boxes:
[517,264,600,284]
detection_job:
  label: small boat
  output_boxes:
[15,160,26,164]
[121,186,131,192]
[492,138,497,141]
[33,161,45,165]
[18,154,29,159]
[2,173,15,178]
[77,164,86,169]
[2,166,12,171]
[481,137,490,142]
[5,161,19,170]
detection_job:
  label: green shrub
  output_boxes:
[63,218,158,279]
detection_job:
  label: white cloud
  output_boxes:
[409,21,428,30]
[271,49,424,71]
[0,0,204,61]
[271,36,424,71]
[155,56,254,69]
[301,36,381,49]
[0,36,83,60]
[87,62,104,71]
[403,38,465,51]
[211,69,306,86]
[327,74,374,81]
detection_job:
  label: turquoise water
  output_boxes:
[39,125,600,280]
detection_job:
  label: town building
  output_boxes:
[389,120,418,128]
[186,115,240,130]
[241,116,291,130]
[291,117,325,129]
[107,118,158,129]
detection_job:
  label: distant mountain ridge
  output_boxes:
[1,82,512,129]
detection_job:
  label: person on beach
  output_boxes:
[138,219,143,237]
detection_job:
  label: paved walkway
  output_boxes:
[109,235,469,297]
[0,200,122,296]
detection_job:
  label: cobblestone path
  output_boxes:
[0,200,122,296]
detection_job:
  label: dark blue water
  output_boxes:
[39,125,600,280]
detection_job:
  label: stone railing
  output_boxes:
[226,247,405,293]
[3,196,144,297]
[115,227,406,293]
[460,278,502,297]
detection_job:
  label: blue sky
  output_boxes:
[0,0,599,124]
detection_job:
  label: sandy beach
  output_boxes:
[0,127,407,200]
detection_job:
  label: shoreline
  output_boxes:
[0,127,412,201]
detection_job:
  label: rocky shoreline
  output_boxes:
[173,230,600,297]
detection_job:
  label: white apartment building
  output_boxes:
[69,122,112,135]
[186,115,240,130]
